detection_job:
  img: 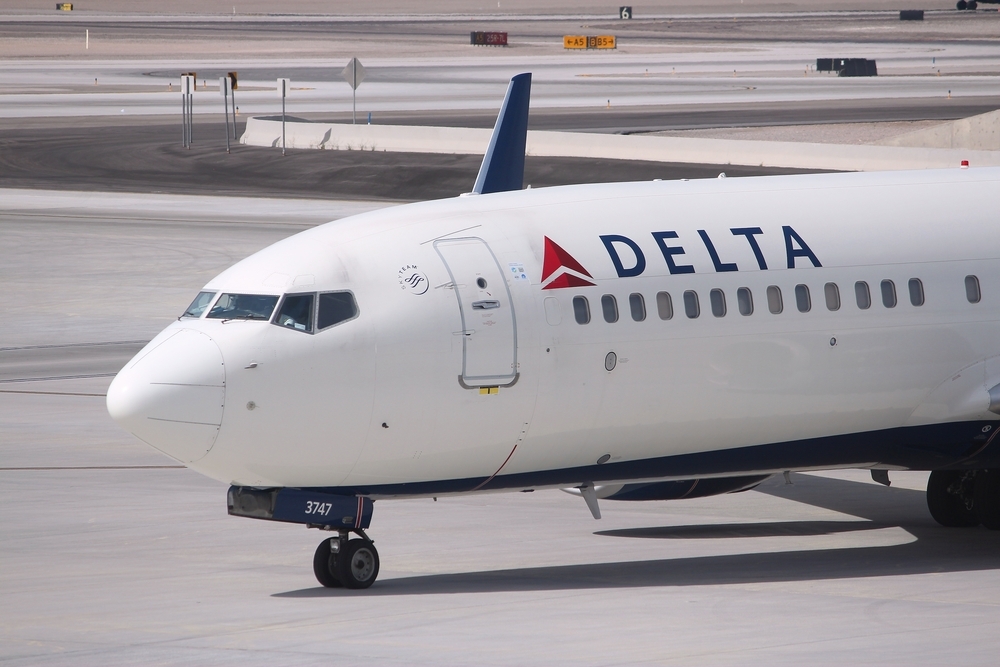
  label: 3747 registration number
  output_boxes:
[305,501,333,516]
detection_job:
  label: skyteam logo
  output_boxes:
[541,237,595,290]
[397,264,429,295]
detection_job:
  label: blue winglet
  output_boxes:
[472,73,532,195]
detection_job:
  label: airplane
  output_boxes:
[107,72,1000,590]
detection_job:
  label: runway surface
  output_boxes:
[294,98,1000,132]
[8,95,1000,134]
[4,190,1000,665]
[2,10,998,119]
[0,0,982,15]
[4,56,998,120]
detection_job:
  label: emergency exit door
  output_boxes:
[434,237,518,387]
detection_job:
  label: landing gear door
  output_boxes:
[434,237,518,388]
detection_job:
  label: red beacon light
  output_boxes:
[961,160,970,169]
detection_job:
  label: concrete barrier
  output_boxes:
[240,116,1000,172]
[242,117,493,154]
[877,109,1000,152]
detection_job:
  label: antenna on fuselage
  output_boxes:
[471,72,531,195]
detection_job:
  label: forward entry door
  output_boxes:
[434,237,518,387]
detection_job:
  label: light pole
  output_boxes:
[220,75,231,153]
[277,78,290,156]
[180,73,195,148]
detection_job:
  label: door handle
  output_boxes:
[472,300,501,310]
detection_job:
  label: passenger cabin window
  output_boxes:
[182,291,216,318]
[683,290,700,319]
[629,293,646,322]
[908,279,924,307]
[881,280,897,308]
[602,295,619,323]
[573,296,591,324]
[766,285,783,314]
[318,292,358,330]
[737,287,753,316]
[824,283,840,311]
[710,288,726,317]
[966,275,981,304]
[795,284,811,313]
[274,293,314,332]
[207,293,279,320]
[855,281,871,310]
[656,292,673,320]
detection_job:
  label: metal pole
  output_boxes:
[182,90,186,147]
[188,92,193,148]
[352,60,357,124]
[281,81,286,156]
[224,83,231,154]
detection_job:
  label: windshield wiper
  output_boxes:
[221,314,268,323]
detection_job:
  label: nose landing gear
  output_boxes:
[313,529,380,589]
[227,486,379,588]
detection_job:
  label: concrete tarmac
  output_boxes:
[4,190,1000,665]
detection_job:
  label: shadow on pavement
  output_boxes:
[596,519,889,540]
[274,473,1000,597]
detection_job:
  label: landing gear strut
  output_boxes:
[313,529,380,589]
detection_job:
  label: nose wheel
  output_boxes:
[313,530,380,589]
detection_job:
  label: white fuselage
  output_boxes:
[107,168,1000,495]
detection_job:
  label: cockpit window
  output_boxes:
[318,292,358,330]
[207,293,279,320]
[275,293,314,332]
[182,291,216,318]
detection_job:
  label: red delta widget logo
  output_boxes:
[541,237,596,290]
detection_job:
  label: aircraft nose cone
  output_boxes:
[107,329,226,463]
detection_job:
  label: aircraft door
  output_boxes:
[434,237,518,387]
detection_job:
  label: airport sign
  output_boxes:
[564,35,616,49]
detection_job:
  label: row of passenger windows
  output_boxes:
[182,290,359,334]
[572,275,983,324]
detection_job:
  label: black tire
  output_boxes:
[313,538,342,588]
[336,539,380,589]
[975,469,1000,529]
[957,0,968,9]
[927,470,979,527]
[968,1,978,8]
